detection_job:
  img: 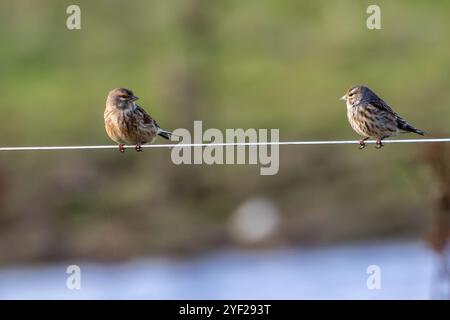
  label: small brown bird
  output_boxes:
[104,88,173,152]
[341,85,424,149]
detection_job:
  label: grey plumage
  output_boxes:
[341,85,425,148]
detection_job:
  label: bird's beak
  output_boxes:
[340,95,347,101]
[131,95,139,101]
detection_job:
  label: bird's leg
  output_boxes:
[135,144,143,152]
[375,139,384,149]
[118,144,126,153]
[359,137,369,149]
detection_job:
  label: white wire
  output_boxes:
[0,138,450,151]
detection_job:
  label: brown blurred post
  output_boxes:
[420,137,450,299]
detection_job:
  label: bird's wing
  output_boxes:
[368,98,415,130]
[368,97,397,115]
[135,105,155,125]
[135,104,172,139]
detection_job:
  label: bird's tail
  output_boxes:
[398,121,425,136]
[157,127,174,140]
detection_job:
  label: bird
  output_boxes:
[104,88,173,153]
[340,85,424,149]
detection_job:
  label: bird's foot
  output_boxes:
[119,144,126,153]
[135,144,143,152]
[375,140,384,149]
[358,138,368,149]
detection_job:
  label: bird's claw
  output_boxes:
[119,144,126,153]
[358,140,367,149]
[375,140,384,149]
[135,144,143,152]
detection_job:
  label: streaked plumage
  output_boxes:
[341,85,424,149]
[104,88,172,152]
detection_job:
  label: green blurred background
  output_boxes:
[0,0,448,264]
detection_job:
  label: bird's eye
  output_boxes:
[119,95,127,100]
[348,92,354,97]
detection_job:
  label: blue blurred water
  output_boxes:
[0,241,439,299]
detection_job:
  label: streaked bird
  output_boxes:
[104,88,173,153]
[341,85,424,149]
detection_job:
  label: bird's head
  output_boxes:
[107,88,139,111]
[340,85,367,107]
